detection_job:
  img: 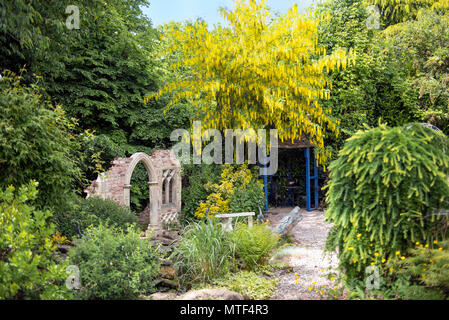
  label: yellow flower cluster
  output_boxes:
[194,164,262,218]
[51,232,70,245]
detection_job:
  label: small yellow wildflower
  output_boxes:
[330,277,335,281]
[381,258,386,263]
[370,262,375,266]
[389,267,393,273]
[401,256,405,260]
[312,281,317,285]
[438,247,443,251]
[374,252,379,257]
[416,242,420,246]
[425,244,429,248]
[395,251,400,255]
[422,275,427,279]
[308,286,313,291]
[334,286,338,290]
[434,240,438,244]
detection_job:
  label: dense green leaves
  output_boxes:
[53,196,139,240]
[68,224,160,299]
[0,73,82,209]
[318,0,449,162]
[0,181,70,299]
[324,123,449,280]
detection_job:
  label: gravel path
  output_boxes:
[266,207,339,300]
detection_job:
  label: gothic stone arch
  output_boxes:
[84,150,181,236]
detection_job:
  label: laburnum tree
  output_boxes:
[147,0,354,165]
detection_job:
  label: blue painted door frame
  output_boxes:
[260,147,319,212]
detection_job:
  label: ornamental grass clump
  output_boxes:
[170,220,236,286]
[324,123,449,280]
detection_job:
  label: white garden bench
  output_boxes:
[214,212,255,231]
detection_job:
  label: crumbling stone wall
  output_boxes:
[84,150,181,236]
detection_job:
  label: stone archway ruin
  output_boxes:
[84,150,181,236]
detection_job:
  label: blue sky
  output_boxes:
[142,0,315,27]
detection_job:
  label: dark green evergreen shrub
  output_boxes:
[68,224,160,300]
[325,123,449,280]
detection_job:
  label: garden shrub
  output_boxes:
[170,220,235,286]
[387,239,449,299]
[195,164,265,218]
[229,222,279,271]
[229,180,266,214]
[325,123,449,280]
[180,163,222,224]
[0,71,82,209]
[0,181,70,299]
[68,224,160,300]
[213,271,278,300]
[54,195,138,240]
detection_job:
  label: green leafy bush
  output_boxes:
[229,180,266,214]
[213,271,278,300]
[68,224,160,300]
[0,72,82,209]
[0,181,70,299]
[180,164,222,224]
[325,123,449,280]
[195,164,265,218]
[229,222,279,271]
[54,196,138,240]
[171,220,235,286]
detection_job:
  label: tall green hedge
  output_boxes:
[324,123,449,280]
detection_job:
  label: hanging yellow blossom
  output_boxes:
[146,0,353,165]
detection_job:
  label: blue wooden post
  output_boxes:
[259,163,269,212]
[263,172,269,211]
[314,156,319,209]
[304,148,311,211]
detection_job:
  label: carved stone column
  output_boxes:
[147,180,161,237]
